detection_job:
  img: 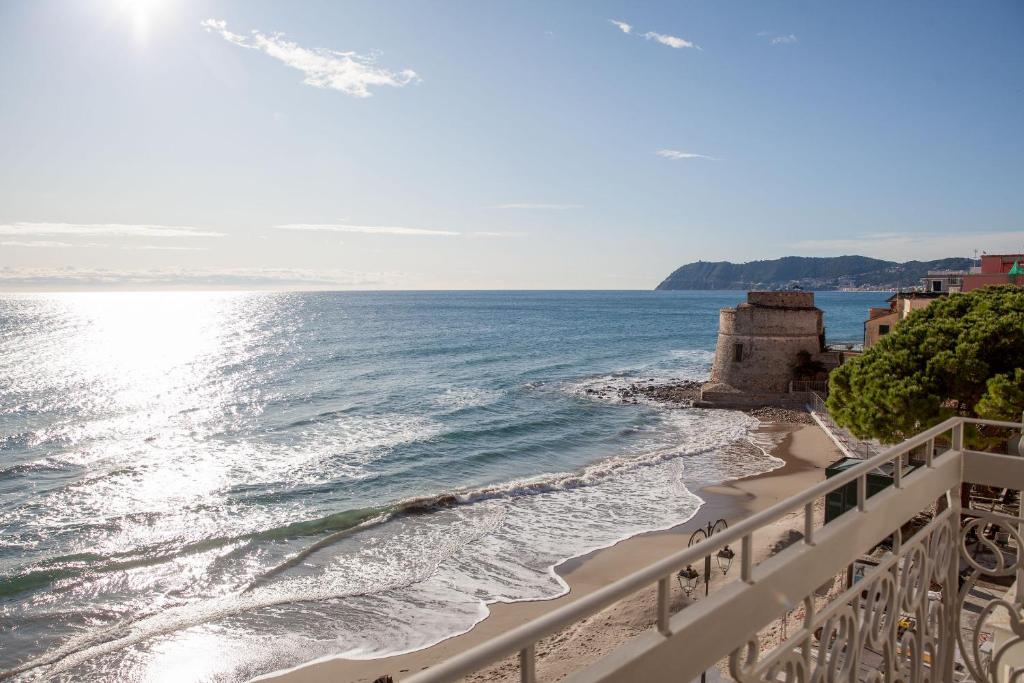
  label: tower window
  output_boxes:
[879,325,890,335]
[733,343,744,362]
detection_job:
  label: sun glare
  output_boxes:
[116,0,170,42]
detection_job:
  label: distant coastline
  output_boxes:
[656,255,972,292]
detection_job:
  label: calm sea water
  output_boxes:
[0,290,887,681]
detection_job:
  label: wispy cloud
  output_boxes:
[759,31,798,45]
[610,20,699,50]
[201,19,419,98]
[276,223,459,236]
[643,31,699,50]
[0,267,402,291]
[494,203,582,210]
[609,19,632,35]
[1,240,76,248]
[656,149,718,161]
[125,245,210,251]
[0,222,223,238]
[0,239,211,252]
[0,240,206,251]
[791,230,1024,261]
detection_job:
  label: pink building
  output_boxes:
[961,253,1024,291]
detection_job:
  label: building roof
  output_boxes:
[885,291,945,302]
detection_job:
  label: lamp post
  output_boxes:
[684,518,732,597]
[676,518,732,683]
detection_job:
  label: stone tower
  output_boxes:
[707,291,824,394]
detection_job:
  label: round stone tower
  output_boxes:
[707,291,824,394]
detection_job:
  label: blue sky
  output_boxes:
[1,0,1022,290]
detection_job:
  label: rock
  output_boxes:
[747,406,813,424]
[403,493,459,514]
[616,379,705,406]
[589,378,815,425]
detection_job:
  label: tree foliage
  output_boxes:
[827,286,1024,443]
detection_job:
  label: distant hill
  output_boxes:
[655,256,974,291]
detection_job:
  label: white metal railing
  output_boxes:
[394,416,1024,683]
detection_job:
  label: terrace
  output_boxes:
[402,416,1024,683]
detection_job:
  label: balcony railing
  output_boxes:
[399,416,1024,683]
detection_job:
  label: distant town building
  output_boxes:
[836,277,855,290]
[864,292,943,348]
[921,270,963,294]
[961,253,1024,291]
[861,252,1024,347]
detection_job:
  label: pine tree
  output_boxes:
[827,286,1024,443]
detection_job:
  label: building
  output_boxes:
[962,253,1024,291]
[921,270,964,293]
[707,291,823,394]
[695,291,838,409]
[862,252,1023,347]
[863,291,943,348]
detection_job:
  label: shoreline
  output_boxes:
[255,422,841,683]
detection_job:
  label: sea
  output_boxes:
[0,290,888,681]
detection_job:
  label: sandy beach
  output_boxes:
[256,421,842,683]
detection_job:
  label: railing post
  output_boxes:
[520,644,536,683]
[803,502,814,545]
[1017,494,1024,611]
[857,475,867,512]
[886,546,901,680]
[741,533,753,583]
[801,595,815,674]
[943,484,962,681]
[657,576,671,636]
[952,420,964,451]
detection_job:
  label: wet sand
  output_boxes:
[254,423,841,683]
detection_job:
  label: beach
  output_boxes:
[257,421,842,683]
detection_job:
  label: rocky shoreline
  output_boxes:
[584,378,813,424]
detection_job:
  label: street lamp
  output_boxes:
[716,545,735,575]
[688,518,731,597]
[677,564,700,596]
[687,518,731,683]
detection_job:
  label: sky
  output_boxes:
[1,0,1022,290]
